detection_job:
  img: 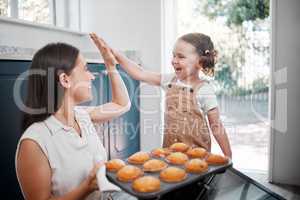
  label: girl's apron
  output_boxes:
[163,77,211,151]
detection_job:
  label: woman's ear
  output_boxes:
[58,73,71,89]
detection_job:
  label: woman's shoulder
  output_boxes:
[17,121,51,163]
[22,121,47,139]
[19,121,50,153]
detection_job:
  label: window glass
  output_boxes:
[18,0,51,24]
[0,0,9,17]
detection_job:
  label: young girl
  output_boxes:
[104,32,232,158]
[15,34,136,200]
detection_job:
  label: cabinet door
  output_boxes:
[0,60,31,199]
[108,67,140,159]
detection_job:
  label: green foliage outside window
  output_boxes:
[196,0,270,95]
[201,0,269,26]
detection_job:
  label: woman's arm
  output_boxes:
[16,140,101,200]
[207,108,232,158]
[88,33,131,123]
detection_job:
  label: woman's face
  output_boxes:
[67,54,95,104]
[171,39,201,81]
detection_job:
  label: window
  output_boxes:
[0,0,53,25]
[0,0,81,31]
[18,0,52,25]
[177,0,270,173]
[0,0,9,17]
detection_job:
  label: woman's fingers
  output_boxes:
[90,33,108,48]
[92,179,98,190]
[90,33,108,46]
[89,33,117,67]
[89,161,103,178]
[111,48,122,61]
[110,48,118,56]
[93,161,104,174]
[90,33,106,53]
[90,33,112,53]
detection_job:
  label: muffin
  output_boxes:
[169,142,189,152]
[185,159,208,174]
[206,154,229,165]
[151,148,171,158]
[128,151,150,165]
[116,165,143,182]
[160,167,187,183]
[186,147,207,159]
[105,159,126,172]
[132,176,161,193]
[143,159,168,172]
[165,152,189,165]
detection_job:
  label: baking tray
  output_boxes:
[106,157,232,200]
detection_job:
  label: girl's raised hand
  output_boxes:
[89,33,117,69]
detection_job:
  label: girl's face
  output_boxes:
[171,39,201,81]
[64,54,95,104]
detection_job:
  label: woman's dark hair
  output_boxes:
[179,33,217,76]
[21,43,79,132]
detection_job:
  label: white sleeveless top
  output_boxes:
[15,107,110,200]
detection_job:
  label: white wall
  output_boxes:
[0,0,174,152]
[0,18,93,55]
[80,0,164,151]
[270,0,300,186]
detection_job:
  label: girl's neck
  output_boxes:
[178,74,201,85]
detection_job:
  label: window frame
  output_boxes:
[1,0,82,32]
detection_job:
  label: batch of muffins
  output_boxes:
[105,142,229,193]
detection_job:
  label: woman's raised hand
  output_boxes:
[90,33,117,69]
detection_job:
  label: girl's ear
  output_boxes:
[58,73,71,89]
[196,58,203,70]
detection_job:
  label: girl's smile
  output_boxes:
[172,39,201,81]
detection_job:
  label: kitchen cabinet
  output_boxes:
[0,60,28,199]
[0,60,140,199]
[108,68,140,159]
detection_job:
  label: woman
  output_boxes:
[15,33,132,200]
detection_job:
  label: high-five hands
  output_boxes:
[90,33,117,69]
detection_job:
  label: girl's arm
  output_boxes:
[207,107,232,158]
[16,140,101,200]
[111,45,161,86]
[112,50,161,85]
[88,33,131,123]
